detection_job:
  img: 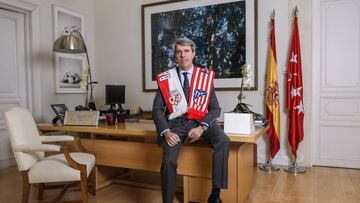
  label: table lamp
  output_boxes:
[53,28,97,110]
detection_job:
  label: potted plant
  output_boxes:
[224,64,266,134]
[233,64,264,120]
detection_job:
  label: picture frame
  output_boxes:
[64,111,100,126]
[50,104,68,124]
[142,0,258,92]
[53,5,85,40]
[52,5,86,94]
[54,53,86,93]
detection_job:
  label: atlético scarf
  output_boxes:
[156,66,215,121]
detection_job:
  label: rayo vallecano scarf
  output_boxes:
[156,67,215,121]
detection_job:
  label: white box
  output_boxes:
[224,113,255,135]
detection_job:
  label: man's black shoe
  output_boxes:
[207,196,222,203]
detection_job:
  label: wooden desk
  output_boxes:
[37,121,267,203]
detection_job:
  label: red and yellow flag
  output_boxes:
[265,18,280,159]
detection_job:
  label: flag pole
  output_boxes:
[284,154,306,174]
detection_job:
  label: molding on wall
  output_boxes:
[0,0,42,121]
[311,0,320,167]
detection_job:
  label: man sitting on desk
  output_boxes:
[152,37,230,203]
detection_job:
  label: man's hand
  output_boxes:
[164,131,180,147]
[188,126,204,143]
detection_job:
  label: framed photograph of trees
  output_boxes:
[142,0,257,91]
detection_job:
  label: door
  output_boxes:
[0,8,27,169]
[312,0,360,168]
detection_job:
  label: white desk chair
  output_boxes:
[4,107,96,203]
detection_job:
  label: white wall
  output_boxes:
[93,0,313,166]
[93,0,161,111]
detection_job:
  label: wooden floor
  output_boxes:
[0,166,359,203]
[246,166,360,203]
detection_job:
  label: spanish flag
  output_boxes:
[265,18,280,159]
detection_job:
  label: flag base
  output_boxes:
[258,159,279,171]
[284,160,306,174]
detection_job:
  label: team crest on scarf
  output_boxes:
[193,89,207,105]
[201,68,209,74]
[169,90,182,105]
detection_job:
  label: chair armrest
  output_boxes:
[40,135,74,143]
[60,147,87,171]
[14,144,61,152]
[40,136,93,155]
[73,137,92,154]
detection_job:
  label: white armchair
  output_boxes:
[4,107,96,203]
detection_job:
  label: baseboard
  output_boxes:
[0,157,16,170]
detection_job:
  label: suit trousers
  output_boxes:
[161,117,230,203]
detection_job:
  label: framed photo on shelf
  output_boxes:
[52,5,86,94]
[141,0,258,91]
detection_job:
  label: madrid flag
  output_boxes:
[287,16,304,157]
[265,18,280,159]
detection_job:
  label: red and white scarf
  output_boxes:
[156,66,215,121]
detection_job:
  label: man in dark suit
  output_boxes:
[152,37,229,203]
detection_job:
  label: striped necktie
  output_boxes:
[182,72,189,101]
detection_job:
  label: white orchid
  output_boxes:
[237,64,253,103]
[242,64,253,88]
[80,64,89,90]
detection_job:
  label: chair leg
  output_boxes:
[20,171,30,203]
[80,168,88,203]
[38,183,44,200]
[88,168,96,195]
